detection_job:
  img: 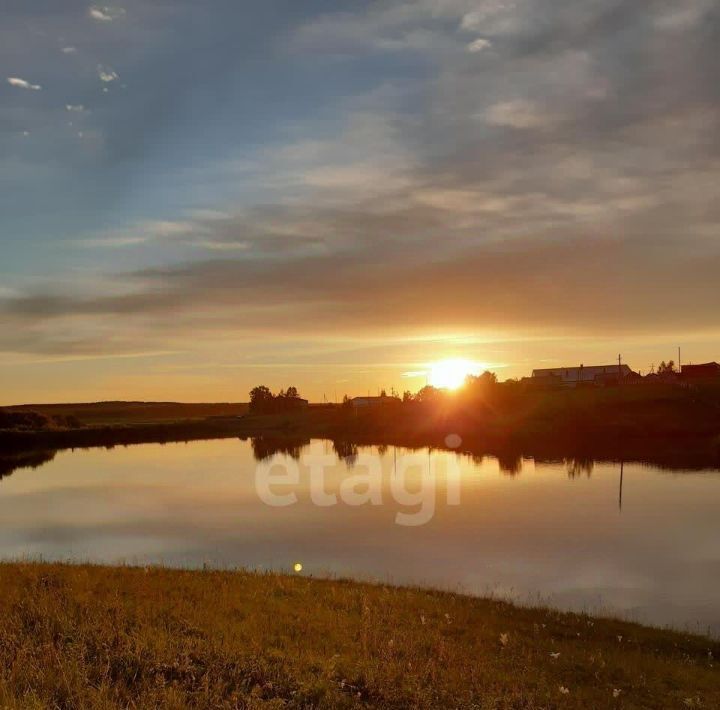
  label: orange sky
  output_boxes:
[2,328,718,404]
[1,1,719,404]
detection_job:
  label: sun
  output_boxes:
[428,358,482,390]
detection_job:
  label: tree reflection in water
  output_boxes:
[566,458,595,479]
[249,435,310,462]
[0,449,57,480]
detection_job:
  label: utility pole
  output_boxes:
[618,353,622,384]
[678,346,681,374]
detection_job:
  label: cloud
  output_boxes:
[7,77,42,91]
[483,99,559,128]
[61,46,78,54]
[2,0,720,368]
[88,5,126,22]
[460,2,518,33]
[97,65,119,82]
[75,236,147,248]
[467,38,491,52]
[654,0,715,30]
[73,220,195,248]
[3,223,718,349]
[291,1,477,56]
[195,241,251,252]
[65,104,86,113]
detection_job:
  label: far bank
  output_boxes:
[2,383,720,473]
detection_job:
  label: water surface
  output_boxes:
[1,439,719,635]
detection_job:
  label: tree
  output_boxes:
[462,371,498,404]
[249,385,274,414]
[415,385,441,403]
[657,360,676,375]
[466,371,497,388]
[275,386,305,411]
[481,370,498,385]
[402,390,413,403]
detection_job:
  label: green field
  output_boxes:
[0,563,717,709]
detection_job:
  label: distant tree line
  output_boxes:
[249,386,306,414]
[252,371,505,415]
[338,372,501,407]
[401,371,499,404]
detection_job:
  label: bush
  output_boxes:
[0,409,80,431]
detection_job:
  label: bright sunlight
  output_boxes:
[427,358,483,390]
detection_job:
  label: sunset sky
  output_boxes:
[1,0,719,404]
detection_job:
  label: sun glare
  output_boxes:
[427,358,482,390]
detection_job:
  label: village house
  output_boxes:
[530,364,635,387]
[681,362,720,380]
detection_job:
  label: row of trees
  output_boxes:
[403,372,499,403]
[249,386,305,414]
[339,371,501,407]
[251,371,502,413]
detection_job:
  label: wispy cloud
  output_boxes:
[654,0,715,30]
[7,77,42,91]
[61,46,78,54]
[88,5,126,22]
[402,370,427,378]
[75,236,147,248]
[196,241,251,252]
[460,2,516,33]
[2,350,183,366]
[66,104,86,113]
[483,99,561,129]
[73,221,195,248]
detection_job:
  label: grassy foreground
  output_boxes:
[0,564,717,709]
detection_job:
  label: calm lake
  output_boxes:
[2,438,719,635]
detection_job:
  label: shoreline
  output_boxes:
[2,406,720,475]
[5,556,719,639]
[3,387,720,478]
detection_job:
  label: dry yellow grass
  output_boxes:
[0,562,717,709]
